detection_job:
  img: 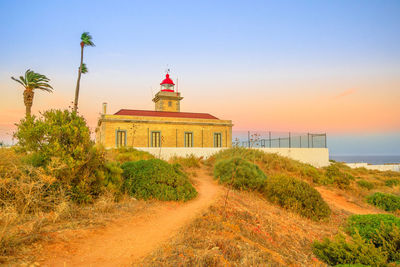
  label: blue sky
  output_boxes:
[0,0,399,154]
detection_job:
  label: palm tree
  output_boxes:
[73,32,95,112]
[11,69,53,117]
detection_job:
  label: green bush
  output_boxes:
[346,214,400,241]
[312,233,387,266]
[213,157,266,190]
[122,159,197,201]
[346,214,400,262]
[367,192,400,212]
[334,265,370,267]
[262,174,331,221]
[385,179,400,187]
[14,110,105,203]
[325,163,354,189]
[356,180,374,190]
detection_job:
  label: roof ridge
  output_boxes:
[113,109,220,120]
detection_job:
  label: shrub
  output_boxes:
[346,214,400,262]
[0,149,65,214]
[262,174,331,221]
[213,157,266,190]
[170,155,202,168]
[367,192,400,212]
[111,147,154,163]
[103,161,124,200]
[312,233,387,266]
[299,164,325,184]
[385,179,400,187]
[325,163,354,189]
[208,147,302,174]
[122,159,197,201]
[346,214,400,241]
[356,180,374,190]
[13,109,105,203]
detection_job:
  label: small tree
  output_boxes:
[14,109,104,203]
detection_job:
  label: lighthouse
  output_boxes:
[152,73,183,112]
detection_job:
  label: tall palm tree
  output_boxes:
[11,69,53,117]
[73,32,95,112]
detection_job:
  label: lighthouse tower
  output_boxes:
[152,73,183,112]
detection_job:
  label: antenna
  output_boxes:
[165,64,170,74]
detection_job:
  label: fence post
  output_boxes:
[278,137,281,148]
[300,135,302,148]
[289,132,291,148]
[325,133,327,148]
[311,134,314,148]
[269,131,271,148]
[307,133,310,148]
[248,131,250,148]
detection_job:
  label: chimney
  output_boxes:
[102,102,107,115]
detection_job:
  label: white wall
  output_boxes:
[346,163,400,172]
[135,147,330,168]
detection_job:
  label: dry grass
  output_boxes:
[1,193,153,265]
[169,155,203,169]
[0,148,154,264]
[138,188,348,266]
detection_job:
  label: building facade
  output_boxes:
[96,73,233,148]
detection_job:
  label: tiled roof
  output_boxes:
[114,109,220,120]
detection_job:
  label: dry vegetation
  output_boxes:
[2,143,400,265]
[0,147,153,264]
[138,189,346,266]
[138,148,400,266]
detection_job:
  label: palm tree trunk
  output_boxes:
[74,45,84,112]
[23,89,34,118]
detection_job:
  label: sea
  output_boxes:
[330,155,400,165]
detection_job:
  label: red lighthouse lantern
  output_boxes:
[160,74,175,92]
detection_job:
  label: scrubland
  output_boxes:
[1,110,400,265]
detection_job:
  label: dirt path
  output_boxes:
[40,170,222,267]
[316,187,381,215]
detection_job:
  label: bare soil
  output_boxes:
[316,187,381,215]
[39,170,222,267]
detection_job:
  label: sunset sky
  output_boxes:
[0,0,399,155]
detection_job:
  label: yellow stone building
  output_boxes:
[95,73,233,148]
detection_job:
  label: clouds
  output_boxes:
[333,88,357,100]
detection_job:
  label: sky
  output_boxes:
[0,0,399,155]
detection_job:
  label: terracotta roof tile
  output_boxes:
[114,109,220,120]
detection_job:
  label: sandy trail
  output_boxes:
[40,170,222,267]
[316,187,380,215]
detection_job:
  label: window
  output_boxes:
[116,130,126,147]
[151,131,161,147]
[214,133,222,147]
[184,132,193,147]
[168,101,172,107]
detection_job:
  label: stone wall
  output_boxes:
[346,163,400,172]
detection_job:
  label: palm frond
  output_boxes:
[11,76,25,87]
[11,69,53,92]
[81,63,88,74]
[81,32,95,47]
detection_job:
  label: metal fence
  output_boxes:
[233,131,327,148]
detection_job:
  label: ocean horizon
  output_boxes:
[330,155,400,165]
